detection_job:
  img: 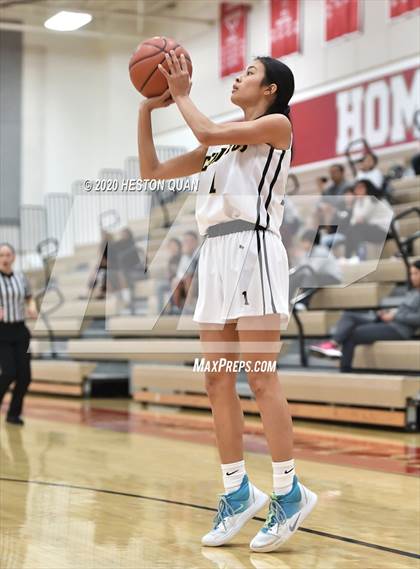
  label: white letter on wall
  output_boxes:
[336,87,363,154]
[364,80,389,147]
[390,69,420,143]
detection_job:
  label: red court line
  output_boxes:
[13,400,420,476]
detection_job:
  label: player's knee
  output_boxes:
[205,370,235,397]
[247,372,275,398]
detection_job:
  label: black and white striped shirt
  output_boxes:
[0,271,32,323]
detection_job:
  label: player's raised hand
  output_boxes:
[141,89,174,112]
[158,50,192,99]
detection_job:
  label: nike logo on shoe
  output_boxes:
[289,513,301,532]
[226,470,239,476]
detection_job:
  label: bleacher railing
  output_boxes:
[390,206,420,283]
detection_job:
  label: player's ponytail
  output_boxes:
[256,56,295,157]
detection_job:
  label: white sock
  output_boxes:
[221,459,246,494]
[272,459,295,495]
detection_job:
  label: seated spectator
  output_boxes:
[344,180,392,259]
[320,188,354,250]
[157,237,182,314]
[314,166,351,235]
[86,230,112,300]
[85,228,146,306]
[116,228,147,279]
[356,151,384,193]
[321,164,352,203]
[112,227,147,310]
[290,229,342,304]
[170,231,200,314]
[310,260,420,372]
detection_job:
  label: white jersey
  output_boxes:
[195,135,292,237]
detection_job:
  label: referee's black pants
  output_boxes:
[0,322,32,418]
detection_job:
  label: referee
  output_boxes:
[0,243,37,426]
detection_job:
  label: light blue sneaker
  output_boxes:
[250,476,317,553]
[201,474,269,547]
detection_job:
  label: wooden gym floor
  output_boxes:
[1,395,419,569]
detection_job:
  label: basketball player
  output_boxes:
[137,51,317,553]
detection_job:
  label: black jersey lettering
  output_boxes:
[201,144,248,171]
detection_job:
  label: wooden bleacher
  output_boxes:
[354,341,420,372]
[106,311,341,338]
[394,216,420,239]
[393,200,420,216]
[383,238,420,258]
[66,339,203,362]
[107,315,198,337]
[310,283,393,309]
[340,257,414,284]
[392,177,420,203]
[62,336,290,362]
[27,318,90,338]
[42,261,412,319]
[131,364,420,429]
[392,176,420,191]
[40,297,119,318]
[30,361,96,396]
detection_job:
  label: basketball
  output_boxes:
[129,36,193,98]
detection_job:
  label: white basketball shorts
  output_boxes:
[192,229,290,325]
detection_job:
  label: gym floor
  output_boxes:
[1,395,419,569]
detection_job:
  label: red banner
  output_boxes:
[270,0,300,58]
[220,3,248,78]
[390,0,420,18]
[325,0,360,41]
[291,65,419,167]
